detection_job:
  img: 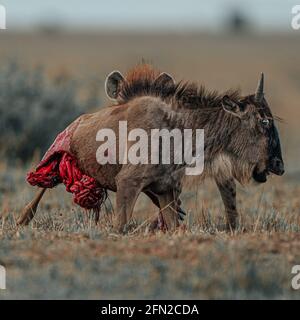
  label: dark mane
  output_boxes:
[118,64,241,109]
[172,82,241,109]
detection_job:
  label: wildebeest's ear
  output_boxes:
[222,95,244,117]
[154,72,175,87]
[105,71,125,100]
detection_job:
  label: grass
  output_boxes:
[0,164,300,299]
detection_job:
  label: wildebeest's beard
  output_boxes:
[252,165,268,183]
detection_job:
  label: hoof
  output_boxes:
[177,207,186,221]
[149,212,167,232]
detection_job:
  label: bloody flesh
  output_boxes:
[26,120,107,212]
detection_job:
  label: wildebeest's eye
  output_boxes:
[261,118,270,127]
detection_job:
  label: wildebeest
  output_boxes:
[19,64,284,232]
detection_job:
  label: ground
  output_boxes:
[0,32,300,299]
[0,166,300,299]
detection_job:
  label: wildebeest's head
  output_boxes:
[222,73,284,183]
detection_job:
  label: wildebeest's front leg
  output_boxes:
[215,178,238,230]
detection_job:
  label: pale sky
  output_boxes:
[0,0,297,31]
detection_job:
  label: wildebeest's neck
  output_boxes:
[172,102,255,184]
[179,105,241,154]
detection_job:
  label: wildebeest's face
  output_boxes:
[222,73,284,183]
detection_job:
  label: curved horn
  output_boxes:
[255,72,264,102]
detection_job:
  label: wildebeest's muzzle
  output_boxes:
[267,126,284,176]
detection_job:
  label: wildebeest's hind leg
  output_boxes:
[17,188,47,226]
[144,191,164,231]
[215,178,238,231]
[157,191,180,232]
[114,178,143,233]
[145,191,186,231]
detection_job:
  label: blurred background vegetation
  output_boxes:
[0,61,101,162]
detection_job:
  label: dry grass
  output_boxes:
[0,32,300,299]
[0,165,300,299]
